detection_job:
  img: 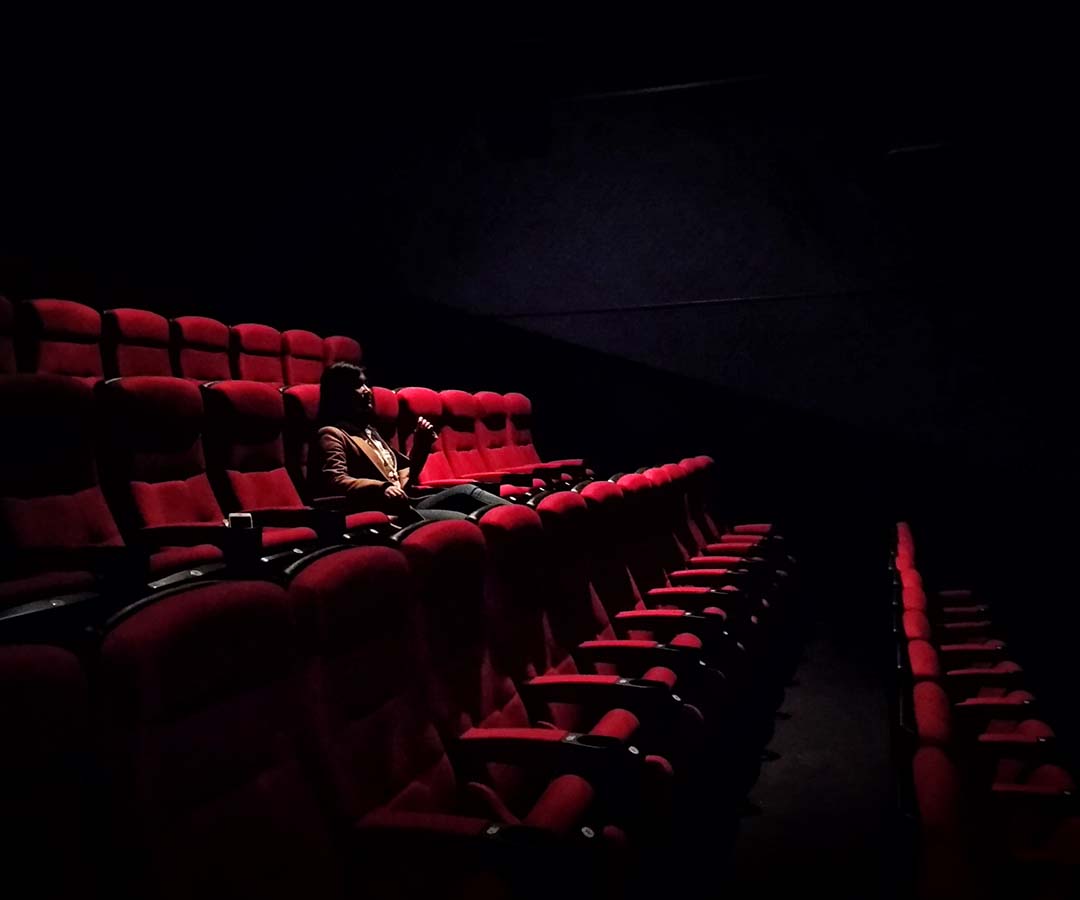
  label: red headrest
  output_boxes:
[282,384,320,423]
[644,467,672,486]
[439,389,478,420]
[172,316,229,350]
[477,503,542,538]
[100,375,203,430]
[503,392,531,417]
[203,380,284,426]
[473,391,507,417]
[372,386,399,422]
[104,309,169,345]
[902,610,932,641]
[396,386,442,421]
[23,299,101,338]
[580,480,623,507]
[616,473,650,495]
[232,323,282,354]
[907,640,941,680]
[281,329,323,359]
[324,335,362,365]
[913,681,953,748]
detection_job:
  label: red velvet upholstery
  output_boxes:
[401,519,614,821]
[397,387,456,482]
[281,383,321,497]
[170,315,231,383]
[0,295,15,374]
[230,323,284,385]
[474,391,517,471]
[438,389,487,476]
[372,387,401,451]
[17,298,103,382]
[0,376,122,608]
[281,329,324,385]
[0,644,91,896]
[97,579,347,899]
[503,392,542,468]
[103,308,172,378]
[97,377,225,574]
[323,334,362,366]
[202,380,318,545]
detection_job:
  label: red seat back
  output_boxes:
[474,391,516,471]
[287,545,458,821]
[203,381,305,512]
[323,335,362,366]
[372,387,401,451]
[396,387,455,482]
[579,481,647,619]
[103,308,172,378]
[504,392,542,468]
[98,376,223,531]
[281,383,321,499]
[0,375,123,559]
[439,389,486,476]
[97,579,345,899]
[281,329,324,385]
[17,299,103,382]
[231,323,284,385]
[170,316,231,383]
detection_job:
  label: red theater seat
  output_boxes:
[0,645,92,897]
[396,386,467,486]
[97,579,348,899]
[323,334,362,366]
[16,298,103,382]
[399,518,672,837]
[0,375,122,624]
[281,383,322,498]
[0,295,14,373]
[281,328,324,385]
[204,380,385,539]
[103,308,172,378]
[170,315,232,383]
[230,323,284,385]
[504,391,584,473]
[286,543,612,896]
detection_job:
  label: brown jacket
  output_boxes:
[312,424,411,509]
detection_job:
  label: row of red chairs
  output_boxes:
[895,523,1078,899]
[1,461,798,898]
[0,374,582,636]
[0,294,360,384]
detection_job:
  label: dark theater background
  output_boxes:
[2,29,1077,899]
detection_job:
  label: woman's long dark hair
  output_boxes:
[317,362,365,426]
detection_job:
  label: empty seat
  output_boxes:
[0,644,91,897]
[230,323,284,385]
[170,315,232,383]
[281,329,324,385]
[0,294,14,373]
[396,387,464,485]
[438,389,488,476]
[103,308,172,377]
[504,391,584,472]
[474,390,519,471]
[0,375,122,623]
[16,298,103,382]
[286,543,607,896]
[323,334,361,366]
[281,383,322,499]
[97,376,228,576]
[96,579,347,899]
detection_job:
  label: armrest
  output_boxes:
[310,495,346,511]
[417,478,476,488]
[945,666,1022,685]
[646,586,745,610]
[686,557,752,573]
[573,639,713,683]
[454,726,645,780]
[139,523,254,549]
[976,732,1054,754]
[939,640,1006,655]
[939,620,994,635]
[522,674,686,719]
[668,568,744,588]
[246,505,346,537]
[459,470,537,487]
[614,607,729,637]
[941,605,991,619]
[989,784,1078,811]
[954,697,1036,722]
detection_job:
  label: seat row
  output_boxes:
[2,461,799,898]
[894,523,1078,899]
[0,294,361,384]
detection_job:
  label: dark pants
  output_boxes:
[410,484,512,521]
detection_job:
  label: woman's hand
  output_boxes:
[415,417,437,443]
[384,484,408,501]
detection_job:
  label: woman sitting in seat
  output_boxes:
[313,362,507,521]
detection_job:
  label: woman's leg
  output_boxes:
[414,483,512,514]
[415,508,470,522]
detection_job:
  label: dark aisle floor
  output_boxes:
[727,624,898,899]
